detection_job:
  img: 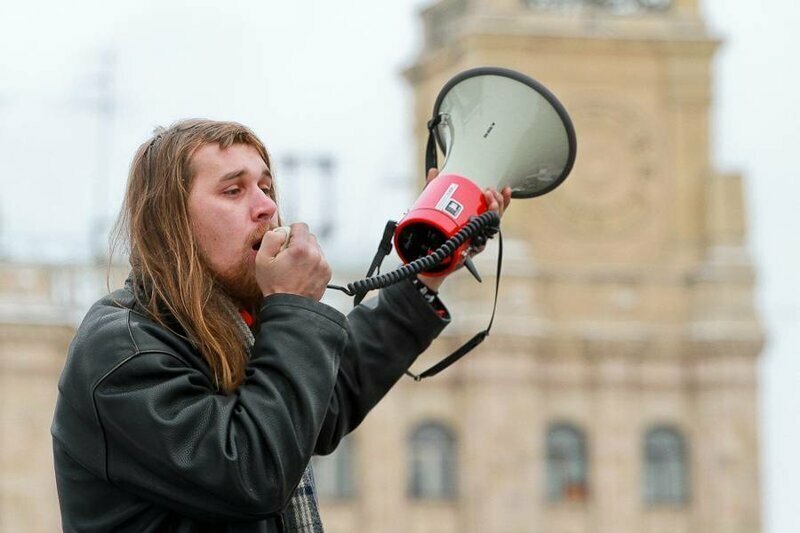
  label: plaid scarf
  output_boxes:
[221,296,325,532]
[282,465,324,532]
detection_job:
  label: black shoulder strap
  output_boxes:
[405,231,503,381]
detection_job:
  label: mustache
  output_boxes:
[248,222,276,248]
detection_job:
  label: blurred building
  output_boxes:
[316,1,763,533]
[0,262,126,532]
[0,1,762,532]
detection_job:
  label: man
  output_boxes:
[51,119,510,532]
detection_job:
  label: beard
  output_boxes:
[214,255,263,310]
[204,224,271,310]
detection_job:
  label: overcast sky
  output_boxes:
[0,1,797,531]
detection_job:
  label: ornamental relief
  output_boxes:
[524,0,671,13]
[542,98,663,239]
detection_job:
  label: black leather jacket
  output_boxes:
[51,279,448,532]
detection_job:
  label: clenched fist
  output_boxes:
[255,223,331,301]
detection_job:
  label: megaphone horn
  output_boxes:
[394,66,577,276]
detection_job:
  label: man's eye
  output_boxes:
[223,187,241,196]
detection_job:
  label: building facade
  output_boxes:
[0,263,121,532]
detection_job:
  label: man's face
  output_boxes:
[187,142,278,305]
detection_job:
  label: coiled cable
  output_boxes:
[327,211,500,297]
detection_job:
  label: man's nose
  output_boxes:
[251,188,278,222]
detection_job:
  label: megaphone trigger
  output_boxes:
[463,256,483,283]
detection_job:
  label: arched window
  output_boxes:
[546,423,589,502]
[408,421,458,499]
[312,436,356,500]
[643,426,689,504]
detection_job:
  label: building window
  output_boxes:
[643,426,689,505]
[408,421,458,500]
[546,423,589,502]
[312,436,356,500]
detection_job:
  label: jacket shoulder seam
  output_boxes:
[125,308,140,352]
[91,347,190,483]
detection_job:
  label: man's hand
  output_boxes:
[417,168,512,292]
[256,223,331,301]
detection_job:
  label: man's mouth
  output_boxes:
[250,226,271,252]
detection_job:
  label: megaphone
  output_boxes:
[326,67,577,378]
[394,66,577,276]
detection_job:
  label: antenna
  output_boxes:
[81,48,117,263]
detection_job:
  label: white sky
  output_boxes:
[0,1,798,531]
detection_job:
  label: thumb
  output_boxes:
[259,227,291,259]
[426,168,439,183]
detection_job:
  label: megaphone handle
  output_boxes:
[404,230,503,381]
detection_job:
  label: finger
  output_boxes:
[484,189,500,212]
[286,224,327,265]
[492,189,503,206]
[304,233,325,260]
[286,223,309,247]
[426,168,439,183]
[488,189,507,215]
[260,227,291,258]
[493,190,505,214]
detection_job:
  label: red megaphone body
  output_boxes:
[394,174,488,276]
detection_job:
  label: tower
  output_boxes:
[397,1,763,532]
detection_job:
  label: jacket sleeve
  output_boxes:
[314,278,449,455]
[92,293,347,521]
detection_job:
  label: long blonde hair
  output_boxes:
[111,119,277,393]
